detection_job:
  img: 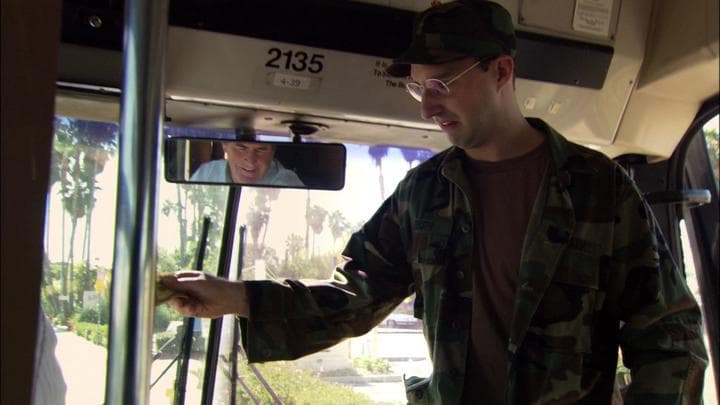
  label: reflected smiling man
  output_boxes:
[191,141,304,186]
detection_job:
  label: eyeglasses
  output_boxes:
[405,60,483,102]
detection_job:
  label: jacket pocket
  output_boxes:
[509,348,593,405]
[528,247,600,353]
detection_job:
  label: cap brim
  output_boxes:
[385,43,467,78]
[385,62,411,78]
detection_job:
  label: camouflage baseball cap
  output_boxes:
[386,0,516,77]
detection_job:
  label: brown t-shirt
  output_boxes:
[460,143,548,404]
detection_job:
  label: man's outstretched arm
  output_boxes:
[159,270,249,318]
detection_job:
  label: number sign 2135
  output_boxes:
[265,48,325,74]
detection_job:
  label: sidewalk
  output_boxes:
[55,330,206,405]
[55,331,107,405]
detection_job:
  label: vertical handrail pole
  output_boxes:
[105,0,169,403]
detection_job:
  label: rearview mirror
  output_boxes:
[164,138,346,190]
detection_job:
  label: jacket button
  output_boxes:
[452,320,460,329]
[461,224,471,233]
[456,271,464,279]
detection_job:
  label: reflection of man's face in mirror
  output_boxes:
[222,141,275,183]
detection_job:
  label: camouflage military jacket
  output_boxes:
[240,119,707,404]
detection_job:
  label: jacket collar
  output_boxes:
[436,117,577,180]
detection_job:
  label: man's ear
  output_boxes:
[494,55,515,90]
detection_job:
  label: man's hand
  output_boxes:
[158,270,249,318]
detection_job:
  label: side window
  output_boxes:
[680,220,717,403]
[42,117,118,404]
[680,114,719,404]
[44,117,230,404]
[704,115,719,192]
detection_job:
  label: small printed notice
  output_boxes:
[573,0,613,37]
[372,59,408,91]
[270,72,314,90]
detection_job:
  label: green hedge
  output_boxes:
[74,322,108,347]
[353,357,392,375]
[234,361,379,405]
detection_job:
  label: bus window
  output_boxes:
[704,115,719,192]
[681,114,719,404]
[44,115,436,403]
[44,117,228,404]
[43,117,118,404]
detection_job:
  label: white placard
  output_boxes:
[83,291,100,309]
[573,0,613,37]
[270,72,314,90]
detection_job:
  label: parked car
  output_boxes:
[381,313,421,329]
[154,319,206,355]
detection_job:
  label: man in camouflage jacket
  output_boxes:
[162,1,707,403]
[236,119,707,404]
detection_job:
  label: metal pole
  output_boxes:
[201,187,243,404]
[105,0,168,403]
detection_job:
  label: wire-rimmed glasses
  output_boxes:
[405,60,483,102]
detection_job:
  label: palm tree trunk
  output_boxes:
[68,217,78,313]
[378,163,385,201]
[261,219,269,248]
[176,185,186,256]
[61,204,67,299]
[305,190,310,253]
[84,156,99,279]
[44,194,52,259]
[81,211,89,273]
[84,200,94,292]
[311,232,315,258]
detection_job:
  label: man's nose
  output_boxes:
[420,92,443,120]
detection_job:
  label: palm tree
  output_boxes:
[162,186,191,267]
[285,234,304,261]
[401,147,435,170]
[186,185,226,268]
[305,190,311,252]
[306,205,328,257]
[246,207,269,254]
[161,184,226,271]
[258,188,280,247]
[79,141,112,282]
[51,118,117,314]
[245,189,278,256]
[401,148,421,170]
[328,210,350,251]
[368,146,389,201]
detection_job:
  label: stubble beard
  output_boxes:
[447,127,487,151]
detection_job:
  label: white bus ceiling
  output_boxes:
[55,0,719,160]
